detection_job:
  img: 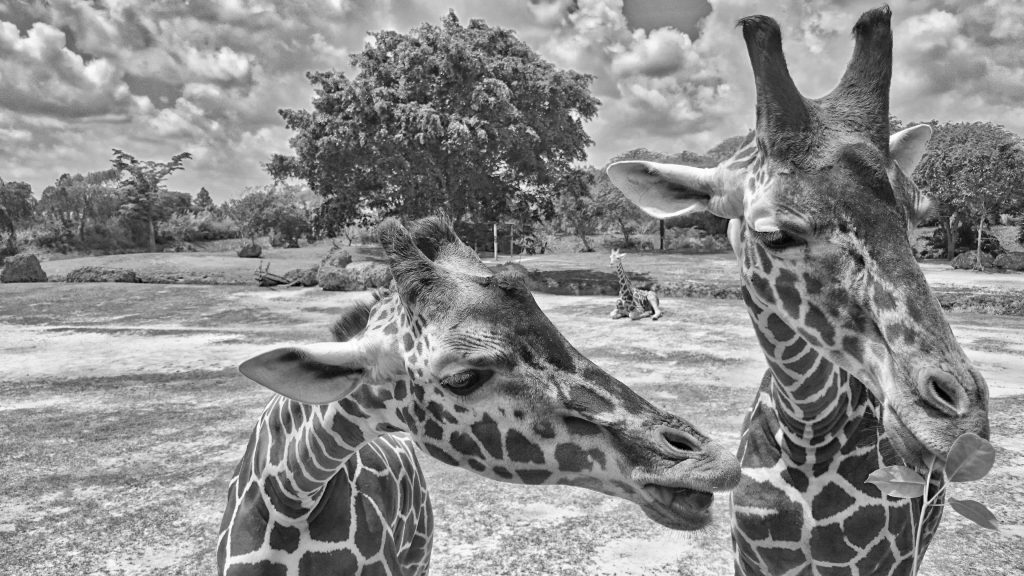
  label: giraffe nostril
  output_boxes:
[660,428,700,455]
[918,368,964,415]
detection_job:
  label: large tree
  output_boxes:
[228,183,311,248]
[0,179,35,248]
[914,122,1024,264]
[112,149,192,251]
[279,11,599,233]
[37,170,121,244]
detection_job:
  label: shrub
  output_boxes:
[665,227,730,252]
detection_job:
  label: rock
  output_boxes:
[320,247,352,269]
[994,251,1024,271]
[284,266,319,287]
[0,254,47,283]
[316,247,357,290]
[320,261,392,291]
[65,267,141,283]
[490,262,530,277]
[237,243,263,258]
[354,261,392,288]
[951,251,995,270]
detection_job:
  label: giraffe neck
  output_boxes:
[614,259,635,302]
[732,286,944,576]
[749,302,873,464]
[254,379,405,517]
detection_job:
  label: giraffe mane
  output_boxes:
[329,291,381,342]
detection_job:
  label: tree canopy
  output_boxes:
[278,11,600,233]
[915,121,1024,260]
[112,149,192,251]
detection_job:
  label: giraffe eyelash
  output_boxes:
[440,368,494,396]
[749,228,805,251]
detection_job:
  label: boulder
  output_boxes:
[65,266,141,283]
[0,254,47,283]
[951,250,995,270]
[319,261,392,291]
[994,251,1024,271]
[284,266,319,287]
[237,243,263,258]
[490,262,530,277]
[320,247,353,269]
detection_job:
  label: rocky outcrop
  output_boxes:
[994,251,1024,271]
[951,251,995,270]
[66,267,141,283]
[284,267,319,287]
[319,261,392,291]
[320,247,353,269]
[0,254,47,283]
[237,243,263,258]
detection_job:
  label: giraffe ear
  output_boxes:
[890,124,932,175]
[889,125,934,228]
[606,161,744,220]
[239,340,381,405]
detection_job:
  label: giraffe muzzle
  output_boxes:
[639,484,715,530]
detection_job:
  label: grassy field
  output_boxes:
[1,274,1023,575]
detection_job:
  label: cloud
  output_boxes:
[0,0,1021,200]
[0,21,142,118]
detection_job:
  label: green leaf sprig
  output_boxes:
[867,432,999,576]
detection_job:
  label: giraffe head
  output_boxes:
[610,248,625,266]
[606,7,988,471]
[240,216,740,530]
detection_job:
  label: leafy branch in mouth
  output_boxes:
[867,432,998,575]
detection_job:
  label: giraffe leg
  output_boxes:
[649,292,664,320]
[629,309,643,320]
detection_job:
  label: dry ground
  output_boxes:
[1,281,1023,576]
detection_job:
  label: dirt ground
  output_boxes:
[1,281,1022,576]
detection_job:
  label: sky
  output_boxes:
[1,0,1022,201]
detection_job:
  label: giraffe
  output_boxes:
[609,248,664,321]
[218,216,741,575]
[606,7,990,576]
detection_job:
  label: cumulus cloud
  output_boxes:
[0,0,1021,198]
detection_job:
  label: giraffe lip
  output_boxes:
[639,484,714,530]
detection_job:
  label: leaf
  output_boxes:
[866,466,926,498]
[948,498,1000,531]
[945,432,995,482]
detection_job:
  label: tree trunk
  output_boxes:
[147,216,157,252]
[577,225,592,252]
[78,216,87,243]
[660,220,665,251]
[944,216,955,260]
[976,211,985,270]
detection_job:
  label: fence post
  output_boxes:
[493,222,498,260]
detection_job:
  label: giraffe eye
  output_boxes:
[750,228,804,251]
[441,369,494,396]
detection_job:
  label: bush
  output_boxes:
[665,212,729,235]
[926,225,1005,259]
[665,227,730,252]
[27,222,77,253]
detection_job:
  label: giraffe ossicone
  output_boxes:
[218,216,740,575]
[608,6,989,576]
[609,248,663,321]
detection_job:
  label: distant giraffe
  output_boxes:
[218,216,740,575]
[609,249,663,320]
[607,7,989,576]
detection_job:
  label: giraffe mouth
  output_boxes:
[884,404,950,475]
[639,484,714,530]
